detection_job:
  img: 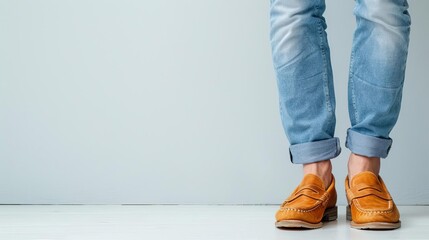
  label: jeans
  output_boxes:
[270,0,411,164]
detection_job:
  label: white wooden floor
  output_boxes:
[0,205,428,240]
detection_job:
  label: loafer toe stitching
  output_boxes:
[353,199,395,214]
[280,199,325,213]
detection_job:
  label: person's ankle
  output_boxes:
[303,160,332,189]
[348,153,380,182]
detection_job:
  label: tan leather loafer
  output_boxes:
[275,174,337,229]
[345,171,401,230]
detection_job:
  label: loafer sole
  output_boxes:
[350,221,401,230]
[275,206,337,229]
[346,205,401,230]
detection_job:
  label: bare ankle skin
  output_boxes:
[303,160,332,189]
[348,153,381,181]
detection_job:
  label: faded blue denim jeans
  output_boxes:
[270,0,411,164]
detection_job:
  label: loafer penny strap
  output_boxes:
[285,184,327,203]
[347,183,392,202]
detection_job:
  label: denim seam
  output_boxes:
[350,2,360,124]
[402,0,411,76]
[349,75,359,124]
[315,6,333,117]
[349,49,358,123]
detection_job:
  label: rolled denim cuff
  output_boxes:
[289,137,341,164]
[345,129,392,158]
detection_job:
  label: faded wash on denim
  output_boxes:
[270,0,411,164]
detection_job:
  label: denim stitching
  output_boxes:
[314,4,333,117]
[349,1,361,124]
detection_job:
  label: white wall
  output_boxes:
[0,0,428,205]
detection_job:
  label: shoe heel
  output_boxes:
[346,205,352,221]
[322,206,338,221]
